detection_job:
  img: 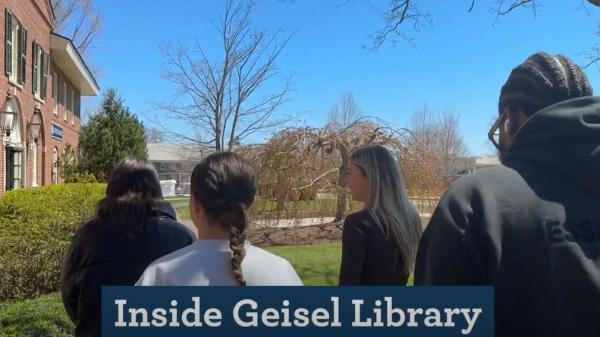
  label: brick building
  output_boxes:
[0,0,98,196]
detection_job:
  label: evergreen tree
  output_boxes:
[78,88,147,181]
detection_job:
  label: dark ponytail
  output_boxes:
[190,152,256,286]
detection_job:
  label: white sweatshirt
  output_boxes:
[136,239,303,286]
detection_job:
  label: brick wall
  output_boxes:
[0,0,81,196]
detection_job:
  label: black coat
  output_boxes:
[61,202,196,337]
[339,209,411,285]
[415,97,600,337]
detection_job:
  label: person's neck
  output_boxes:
[196,223,230,240]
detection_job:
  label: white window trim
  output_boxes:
[9,20,18,84]
[31,142,38,187]
[52,148,58,184]
[33,46,44,102]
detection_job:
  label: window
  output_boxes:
[5,149,23,190]
[66,84,73,112]
[75,90,81,117]
[63,81,67,120]
[71,88,76,125]
[52,148,58,184]
[4,9,27,85]
[52,71,58,115]
[31,42,49,100]
[51,123,63,140]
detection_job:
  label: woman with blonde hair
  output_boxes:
[339,144,421,285]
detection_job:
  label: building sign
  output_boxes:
[51,123,63,140]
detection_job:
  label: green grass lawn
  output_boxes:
[269,242,342,286]
[0,293,73,337]
[166,198,191,220]
[0,242,412,336]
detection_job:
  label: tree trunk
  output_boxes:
[275,174,288,211]
[334,185,348,222]
[334,154,349,222]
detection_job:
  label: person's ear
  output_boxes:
[507,110,529,136]
[189,195,199,217]
[504,114,516,136]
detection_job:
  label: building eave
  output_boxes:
[50,33,99,96]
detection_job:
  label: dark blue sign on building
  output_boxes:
[51,123,63,140]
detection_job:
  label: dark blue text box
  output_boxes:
[102,286,494,337]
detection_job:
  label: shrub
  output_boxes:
[64,172,98,184]
[0,184,106,301]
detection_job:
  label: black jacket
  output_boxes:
[415,97,600,337]
[61,202,196,337]
[339,209,410,285]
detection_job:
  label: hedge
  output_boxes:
[0,184,106,301]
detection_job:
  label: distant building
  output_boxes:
[147,142,213,187]
[475,154,501,169]
[450,154,501,179]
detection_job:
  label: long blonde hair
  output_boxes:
[350,144,422,273]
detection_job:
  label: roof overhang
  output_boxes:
[50,33,99,96]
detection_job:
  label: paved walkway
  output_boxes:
[179,214,432,235]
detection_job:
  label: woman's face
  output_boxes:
[345,162,369,202]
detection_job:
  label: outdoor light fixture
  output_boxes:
[30,109,42,142]
[1,94,16,138]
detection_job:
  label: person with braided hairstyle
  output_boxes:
[137,151,302,286]
[415,52,600,337]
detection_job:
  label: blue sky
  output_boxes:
[86,0,600,155]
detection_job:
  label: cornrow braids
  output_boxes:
[499,52,593,117]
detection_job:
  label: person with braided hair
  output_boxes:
[137,151,302,286]
[415,52,600,337]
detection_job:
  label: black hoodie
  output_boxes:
[415,96,600,337]
[61,202,196,337]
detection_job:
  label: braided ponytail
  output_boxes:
[190,152,257,286]
[229,206,248,286]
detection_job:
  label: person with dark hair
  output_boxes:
[136,151,302,286]
[415,52,600,337]
[339,144,421,285]
[61,157,196,337]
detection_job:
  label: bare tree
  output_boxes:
[368,0,431,51]
[246,116,445,223]
[312,119,417,221]
[410,105,468,178]
[437,110,468,177]
[327,91,363,128]
[410,104,438,151]
[345,0,600,51]
[155,0,293,152]
[50,0,102,57]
